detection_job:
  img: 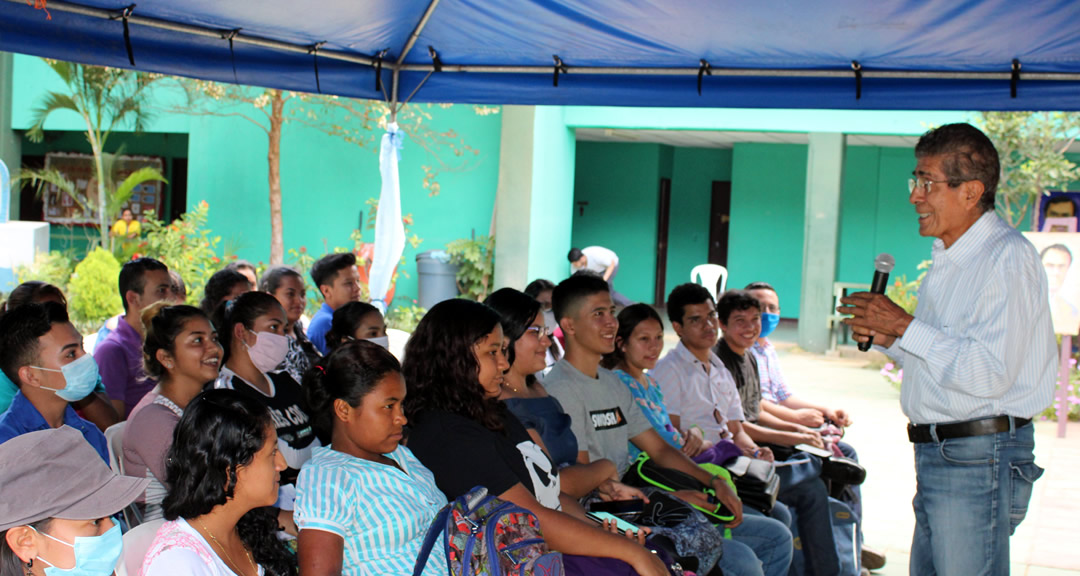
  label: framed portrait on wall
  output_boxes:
[1024,231,1080,336]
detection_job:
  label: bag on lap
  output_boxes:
[412,486,564,576]
[621,453,737,524]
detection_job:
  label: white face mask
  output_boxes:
[246,330,290,373]
[365,336,390,350]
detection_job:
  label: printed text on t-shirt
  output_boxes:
[589,407,627,430]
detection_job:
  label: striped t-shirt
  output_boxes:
[295,445,448,576]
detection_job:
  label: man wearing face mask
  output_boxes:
[0,303,110,462]
[0,427,148,576]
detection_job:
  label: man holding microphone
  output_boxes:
[839,123,1055,575]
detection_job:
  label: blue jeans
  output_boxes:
[910,423,1043,576]
[777,470,840,576]
[718,512,793,576]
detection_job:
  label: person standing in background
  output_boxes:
[568,246,633,306]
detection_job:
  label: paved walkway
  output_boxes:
[769,342,1080,575]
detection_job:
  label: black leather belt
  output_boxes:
[907,415,1031,444]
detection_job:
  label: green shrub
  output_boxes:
[386,300,426,333]
[68,248,123,331]
[139,201,223,306]
[446,235,494,301]
[14,250,76,292]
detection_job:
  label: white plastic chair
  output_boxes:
[104,422,144,528]
[691,264,728,301]
[115,519,164,576]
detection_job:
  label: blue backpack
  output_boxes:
[413,486,564,576]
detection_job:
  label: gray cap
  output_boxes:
[0,426,149,532]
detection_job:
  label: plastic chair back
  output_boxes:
[691,264,728,300]
[115,519,164,576]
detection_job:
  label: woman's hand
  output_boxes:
[597,479,649,503]
[629,546,671,576]
[600,518,651,544]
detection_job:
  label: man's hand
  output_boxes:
[795,430,825,449]
[825,408,852,427]
[597,480,649,503]
[680,427,706,457]
[792,408,825,428]
[837,291,913,349]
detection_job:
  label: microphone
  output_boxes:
[858,253,896,352]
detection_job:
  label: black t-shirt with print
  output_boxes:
[408,405,562,509]
[215,368,320,485]
[714,339,762,423]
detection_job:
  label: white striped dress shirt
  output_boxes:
[881,211,1057,424]
[295,444,448,576]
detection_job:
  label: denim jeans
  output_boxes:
[718,512,793,576]
[777,474,840,576]
[910,422,1043,576]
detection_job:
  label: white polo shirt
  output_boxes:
[650,341,745,442]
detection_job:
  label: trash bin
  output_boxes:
[415,250,460,310]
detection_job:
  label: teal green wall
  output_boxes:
[729,143,808,315]
[666,148,732,295]
[186,104,502,302]
[572,142,668,303]
[526,107,577,285]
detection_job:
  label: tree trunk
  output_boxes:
[85,123,109,250]
[268,90,285,266]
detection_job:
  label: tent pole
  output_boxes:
[396,0,443,67]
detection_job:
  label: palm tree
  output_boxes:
[25,59,159,248]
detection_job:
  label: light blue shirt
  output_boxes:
[881,212,1057,424]
[295,445,448,576]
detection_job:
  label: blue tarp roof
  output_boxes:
[3,0,1080,110]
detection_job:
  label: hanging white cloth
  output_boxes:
[369,122,406,314]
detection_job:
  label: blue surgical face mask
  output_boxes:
[31,353,100,402]
[759,313,781,339]
[34,523,123,576]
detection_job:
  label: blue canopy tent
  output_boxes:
[3,0,1080,111]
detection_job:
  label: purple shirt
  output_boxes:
[750,339,793,404]
[95,318,155,417]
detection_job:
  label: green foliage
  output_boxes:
[138,201,223,306]
[976,112,1080,228]
[14,250,77,292]
[68,248,123,331]
[1040,356,1080,422]
[386,300,427,333]
[446,235,495,301]
[884,260,931,315]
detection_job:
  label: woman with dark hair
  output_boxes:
[124,302,222,521]
[294,341,447,576]
[603,304,742,467]
[523,278,561,364]
[1,427,147,576]
[213,291,320,533]
[484,288,627,498]
[201,269,253,316]
[323,301,387,352]
[142,389,296,576]
[259,266,320,384]
[404,299,668,576]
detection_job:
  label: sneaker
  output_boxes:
[861,545,887,570]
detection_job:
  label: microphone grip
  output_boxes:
[857,270,891,352]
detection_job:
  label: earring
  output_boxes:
[25,559,33,576]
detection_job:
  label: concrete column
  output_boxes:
[493,106,576,291]
[798,132,845,354]
[0,52,21,219]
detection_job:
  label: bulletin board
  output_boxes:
[42,152,164,225]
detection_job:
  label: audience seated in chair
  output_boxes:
[123,303,222,522]
[0,302,110,462]
[199,268,252,317]
[260,266,321,384]
[306,253,362,355]
[95,257,173,418]
[0,426,148,576]
[543,275,792,576]
[141,389,297,576]
[323,301,387,353]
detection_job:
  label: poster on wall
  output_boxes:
[1035,191,1080,233]
[1025,231,1080,336]
[42,152,164,225]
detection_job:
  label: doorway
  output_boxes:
[708,181,731,267]
[654,178,671,306]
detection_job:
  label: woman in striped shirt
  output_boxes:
[294,341,447,576]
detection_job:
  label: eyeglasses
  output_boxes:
[526,325,554,338]
[908,176,971,195]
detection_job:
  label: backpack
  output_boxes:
[412,486,564,576]
[620,453,737,526]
